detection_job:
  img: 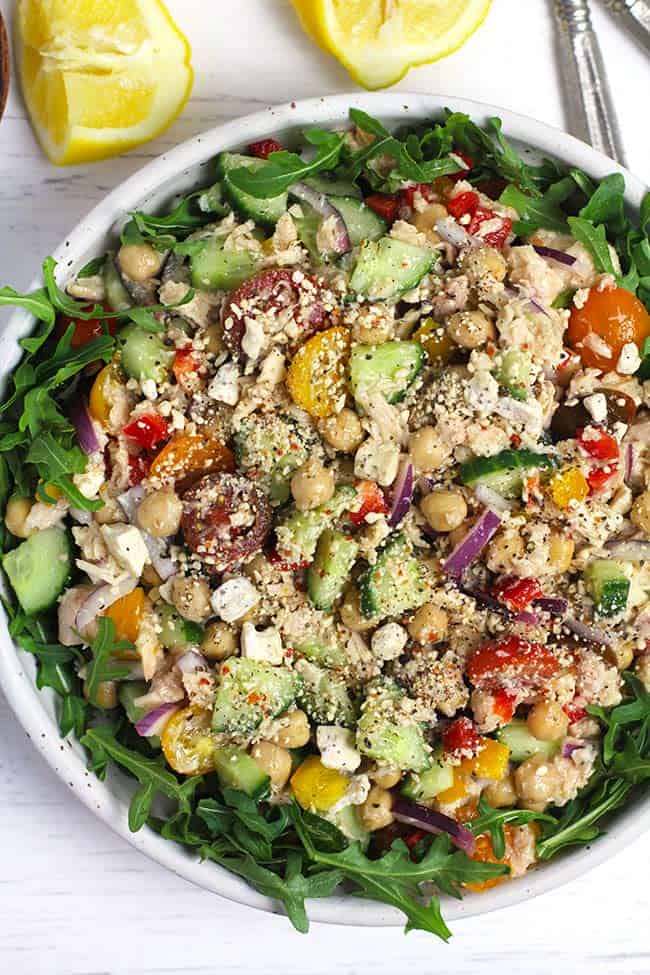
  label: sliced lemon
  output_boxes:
[291,0,492,90]
[16,0,193,165]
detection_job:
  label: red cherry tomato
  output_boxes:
[587,463,618,494]
[491,688,518,723]
[467,636,559,694]
[491,576,544,612]
[567,287,650,371]
[365,193,399,224]
[349,480,388,526]
[123,414,170,451]
[447,190,479,219]
[467,206,512,250]
[248,138,283,159]
[173,347,200,386]
[564,701,587,724]
[56,309,118,348]
[442,717,482,758]
[577,426,619,462]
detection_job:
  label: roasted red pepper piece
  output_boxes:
[491,576,544,612]
[349,480,389,526]
[447,190,479,219]
[578,426,620,462]
[365,193,399,223]
[248,138,283,159]
[442,717,482,758]
[124,413,170,451]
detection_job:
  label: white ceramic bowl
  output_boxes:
[1,92,648,929]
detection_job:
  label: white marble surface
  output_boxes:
[0,1,649,972]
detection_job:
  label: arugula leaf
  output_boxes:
[500,184,568,235]
[76,256,106,278]
[26,432,87,482]
[469,796,556,858]
[59,693,89,738]
[567,216,618,276]
[84,619,133,706]
[125,192,208,239]
[42,257,107,321]
[537,777,632,860]
[0,285,57,359]
[228,129,345,200]
[579,173,628,235]
[129,782,156,832]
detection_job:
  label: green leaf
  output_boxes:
[84,618,132,706]
[579,173,628,235]
[42,257,107,321]
[26,432,87,483]
[536,776,632,860]
[76,256,106,278]
[469,796,556,859]
[129,782,155,832]
[0,286,57,356]
[567,216,618,277]
[228,129,345,200]
[59,694,89,739]
[500,184,568,234]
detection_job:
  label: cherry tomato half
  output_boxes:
[123,414,170,451]
[365,193,399,224]
[567,286,650,371]
[56,308,118,348]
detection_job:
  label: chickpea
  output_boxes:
[635,654,650,693]
[420,490,467,533]
[290,461,335,512]
[486,530,525,574]
[358,785,394,831]
[117,243,164,282]
[271,709,311,749]
[462,246,507,283]
[201,621,237,661]
[413,203,449,245]
[319,408,364,453]
[170,575,212,624]
[407,603,449,644]
[250,741,292,790]
[631,491,650,534]
[484,775,517,809]
[4,495,34,539]
[447,309,496,349]
[607,639,635,672]
[340,587,376,632]
[448,519,474,549]
[141,564,163,589]
[548,531,575,574]
[83,679,118,710]
[369,766,402,789]
[408,425,452,473]
[514,754,560,808]
[526,701,569,741]
[352,315,394,345]
[136,489,183,538]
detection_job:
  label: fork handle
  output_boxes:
[607,0,650,55]
[553,0,628,165]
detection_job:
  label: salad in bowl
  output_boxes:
[2,104,650,940]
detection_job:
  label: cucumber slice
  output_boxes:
[3,527,72,615]
[216,152,288,227]
[359,534,428,620]
[293,204,324,263]
[117,324,174,384]
[494,349,535,402]
[213,745,270,798]
[234,412,318,504]
[356,678,431,773]
[401,758,454,801]
[331,805,370,847]
[304,175,363,199]
[297,639,347,670]
[350,237,435,301]
[119,682,161,748]
[307,530,359,611]
[584,559,630,617]
[460,448,556,500]
[212,658,300,736]
[497,720,560,763]
[198,181,230,216]
[349,340,424,405]
[332,197,387,246]
[103,257,132,312]
[185,238,260,291]
[158,602,204,652]
[276,485,357,566]
[295,659,356,728]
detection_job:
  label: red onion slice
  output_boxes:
[527,297,552,319]
[624,443,634,484]
[135,701,183,737]
[533,597,568,616]
[69,399,100,454]
[513,610,540,626]
[564,616,613,646]
[562,739,585,759]
[532,244,577,267]
[443,508,502,578]
[117,485,146,523]
[290,182,350,254]
[75,577,138,632]
[389,461,414,527]
[392,798,476,856]
[175,651,207,674]
[605,539,650,561]
[143,533,177,582]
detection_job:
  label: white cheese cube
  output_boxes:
[211,577,259,623]
[583,392,608,424]
[354,439,400,487]
[100,524,150,577]
[242,317,266,361]
[617,342,641,376]
[371,622,408,661]
[72,451,105,500]
[316,726,361,773]
[240,622,284,664]
[208,361,241,405]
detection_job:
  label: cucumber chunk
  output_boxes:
[350,237,435,301]
[401,758,454,801]
[118,324,174,384]
[185,237,260,291]
[356,678,431,773]
[295,658,356,728]
[304,175,363,199]
[331,804,370,847]
[296,639,347,670]
[212,658,300,736]
[332,197,387,246]
[497,720,560,763]
[276,485,357,566]
[158,602,204,652]
[460,448,556,500]
[494,349,535,401]
[359,534,428,620]
[350,340,424,405]
[119,682,161,748]
[216,152,288,227]
[307,530,359,611]
[3,527,71,615]
[584,559,630,617]
[234,411,318,504]
[213,746,270,798]
[103,257,132,312]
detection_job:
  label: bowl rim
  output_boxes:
[1,91,649,930]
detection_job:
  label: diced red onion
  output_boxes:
[513,610,540,626]
[527,297,552,319]
[562,739,585,758]
[564,616,613,646]
[473,484,511,513]
[392,799,475,856]
[532,244,577,267]
[624,443,634,484]
[289,182,350,253]
[69,399,101,454]
[389,461,414,527]
[175,650,207,674]
[143,533,177,581]
[135,701,183,738]
[533,597,568,616]
[117,485,146,523]
[75,576,138,632]
[604,539,650,561]
[435,217,482,250]
[443,508,502,578]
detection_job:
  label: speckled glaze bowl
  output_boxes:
[1,93,648,928]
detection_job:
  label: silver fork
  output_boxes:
[553,0,628,165]
[605,0,650,55]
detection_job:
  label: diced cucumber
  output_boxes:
[331,805,370,848]
[117,324,174,384]
[158,602,204,652]
[401,758,454,801]
[359,534,428,620]
[494,349,535,401]
[3,527,71,615]
[234,412,318,504]
[356,678,431,773]
[103,257,132,312]
[198,181,230,216]
[349,340,424,405]
[276,485,357,566]
[297,639,347,670]
[304,174,363,199]
[295,659,356,728]
[184,237,260,291]
[460,448,557,500]
[293,205,324,263]
[497,720,560,763]
[213,745,270,798]
[212,658,300,736]
[307,530,359,611]
[119,682,161,748]
[584,559,630,617]
[350,237,435,301]
[332,197,387,246]
[216,152,288,227]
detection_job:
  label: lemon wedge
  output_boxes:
[16,0,193,165]
[291,0,492,90]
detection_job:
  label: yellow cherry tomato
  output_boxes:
[286,326,351,418]
[414,317,456,368]
[550,467,589,509]
[161,706,217,775]
[436,766,469,805]
[104,587,145,647]
[89,363,124,425]
[290,755,349,811]
[149,427,235,485]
